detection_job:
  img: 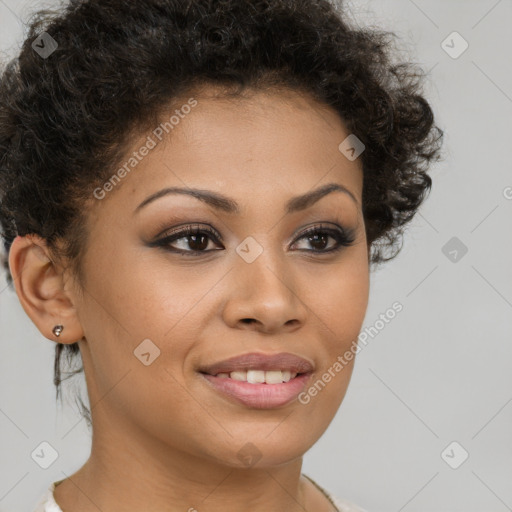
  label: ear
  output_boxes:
[8,234,84,344]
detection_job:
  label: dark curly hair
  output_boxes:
[0,0,443,427]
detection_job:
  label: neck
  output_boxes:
[53,411,332,512]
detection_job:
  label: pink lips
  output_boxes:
[201,373,311,409]
[198,352,314,409]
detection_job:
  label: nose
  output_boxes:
[221,252,308,334]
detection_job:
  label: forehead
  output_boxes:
[92,87,364,218]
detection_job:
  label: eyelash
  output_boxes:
[151,223,357,257]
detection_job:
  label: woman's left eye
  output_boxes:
[291,225,356,253]
[152,223,356,256]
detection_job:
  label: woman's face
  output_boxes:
[71,87,370,468]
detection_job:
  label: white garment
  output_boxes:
[33,475,367,512]
[302,474,368,512]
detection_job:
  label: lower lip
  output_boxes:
[200,372,311,409]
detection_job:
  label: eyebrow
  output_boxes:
[134,182,359,215]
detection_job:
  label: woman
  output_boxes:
[0,0,443,510]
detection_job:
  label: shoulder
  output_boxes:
[302,473,368,512]
[33,481,63,512]
[330,495,369,512]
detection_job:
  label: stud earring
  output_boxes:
[52,325,64,337]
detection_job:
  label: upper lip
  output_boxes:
[199,352,315,376]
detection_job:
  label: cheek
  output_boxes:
[295,254,369,410]
[89,241,214,338]
[78,247,217,401]
[304,252,369,342]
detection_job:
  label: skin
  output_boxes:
[10,86,370,512]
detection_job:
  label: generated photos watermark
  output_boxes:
[298,301,403,404]
[93,98,198,200]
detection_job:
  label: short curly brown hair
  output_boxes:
[0,0,443,425]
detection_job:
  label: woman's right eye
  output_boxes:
[152,224,223,256]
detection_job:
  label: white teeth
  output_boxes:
[215,370,299,384]
[265,370,286,384]
[247,370,265,384]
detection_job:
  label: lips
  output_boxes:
[198,352,315,376]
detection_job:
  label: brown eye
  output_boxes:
[291,225,356,253]
[152,224,222,256]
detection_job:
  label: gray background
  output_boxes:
[1,0,511,511]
